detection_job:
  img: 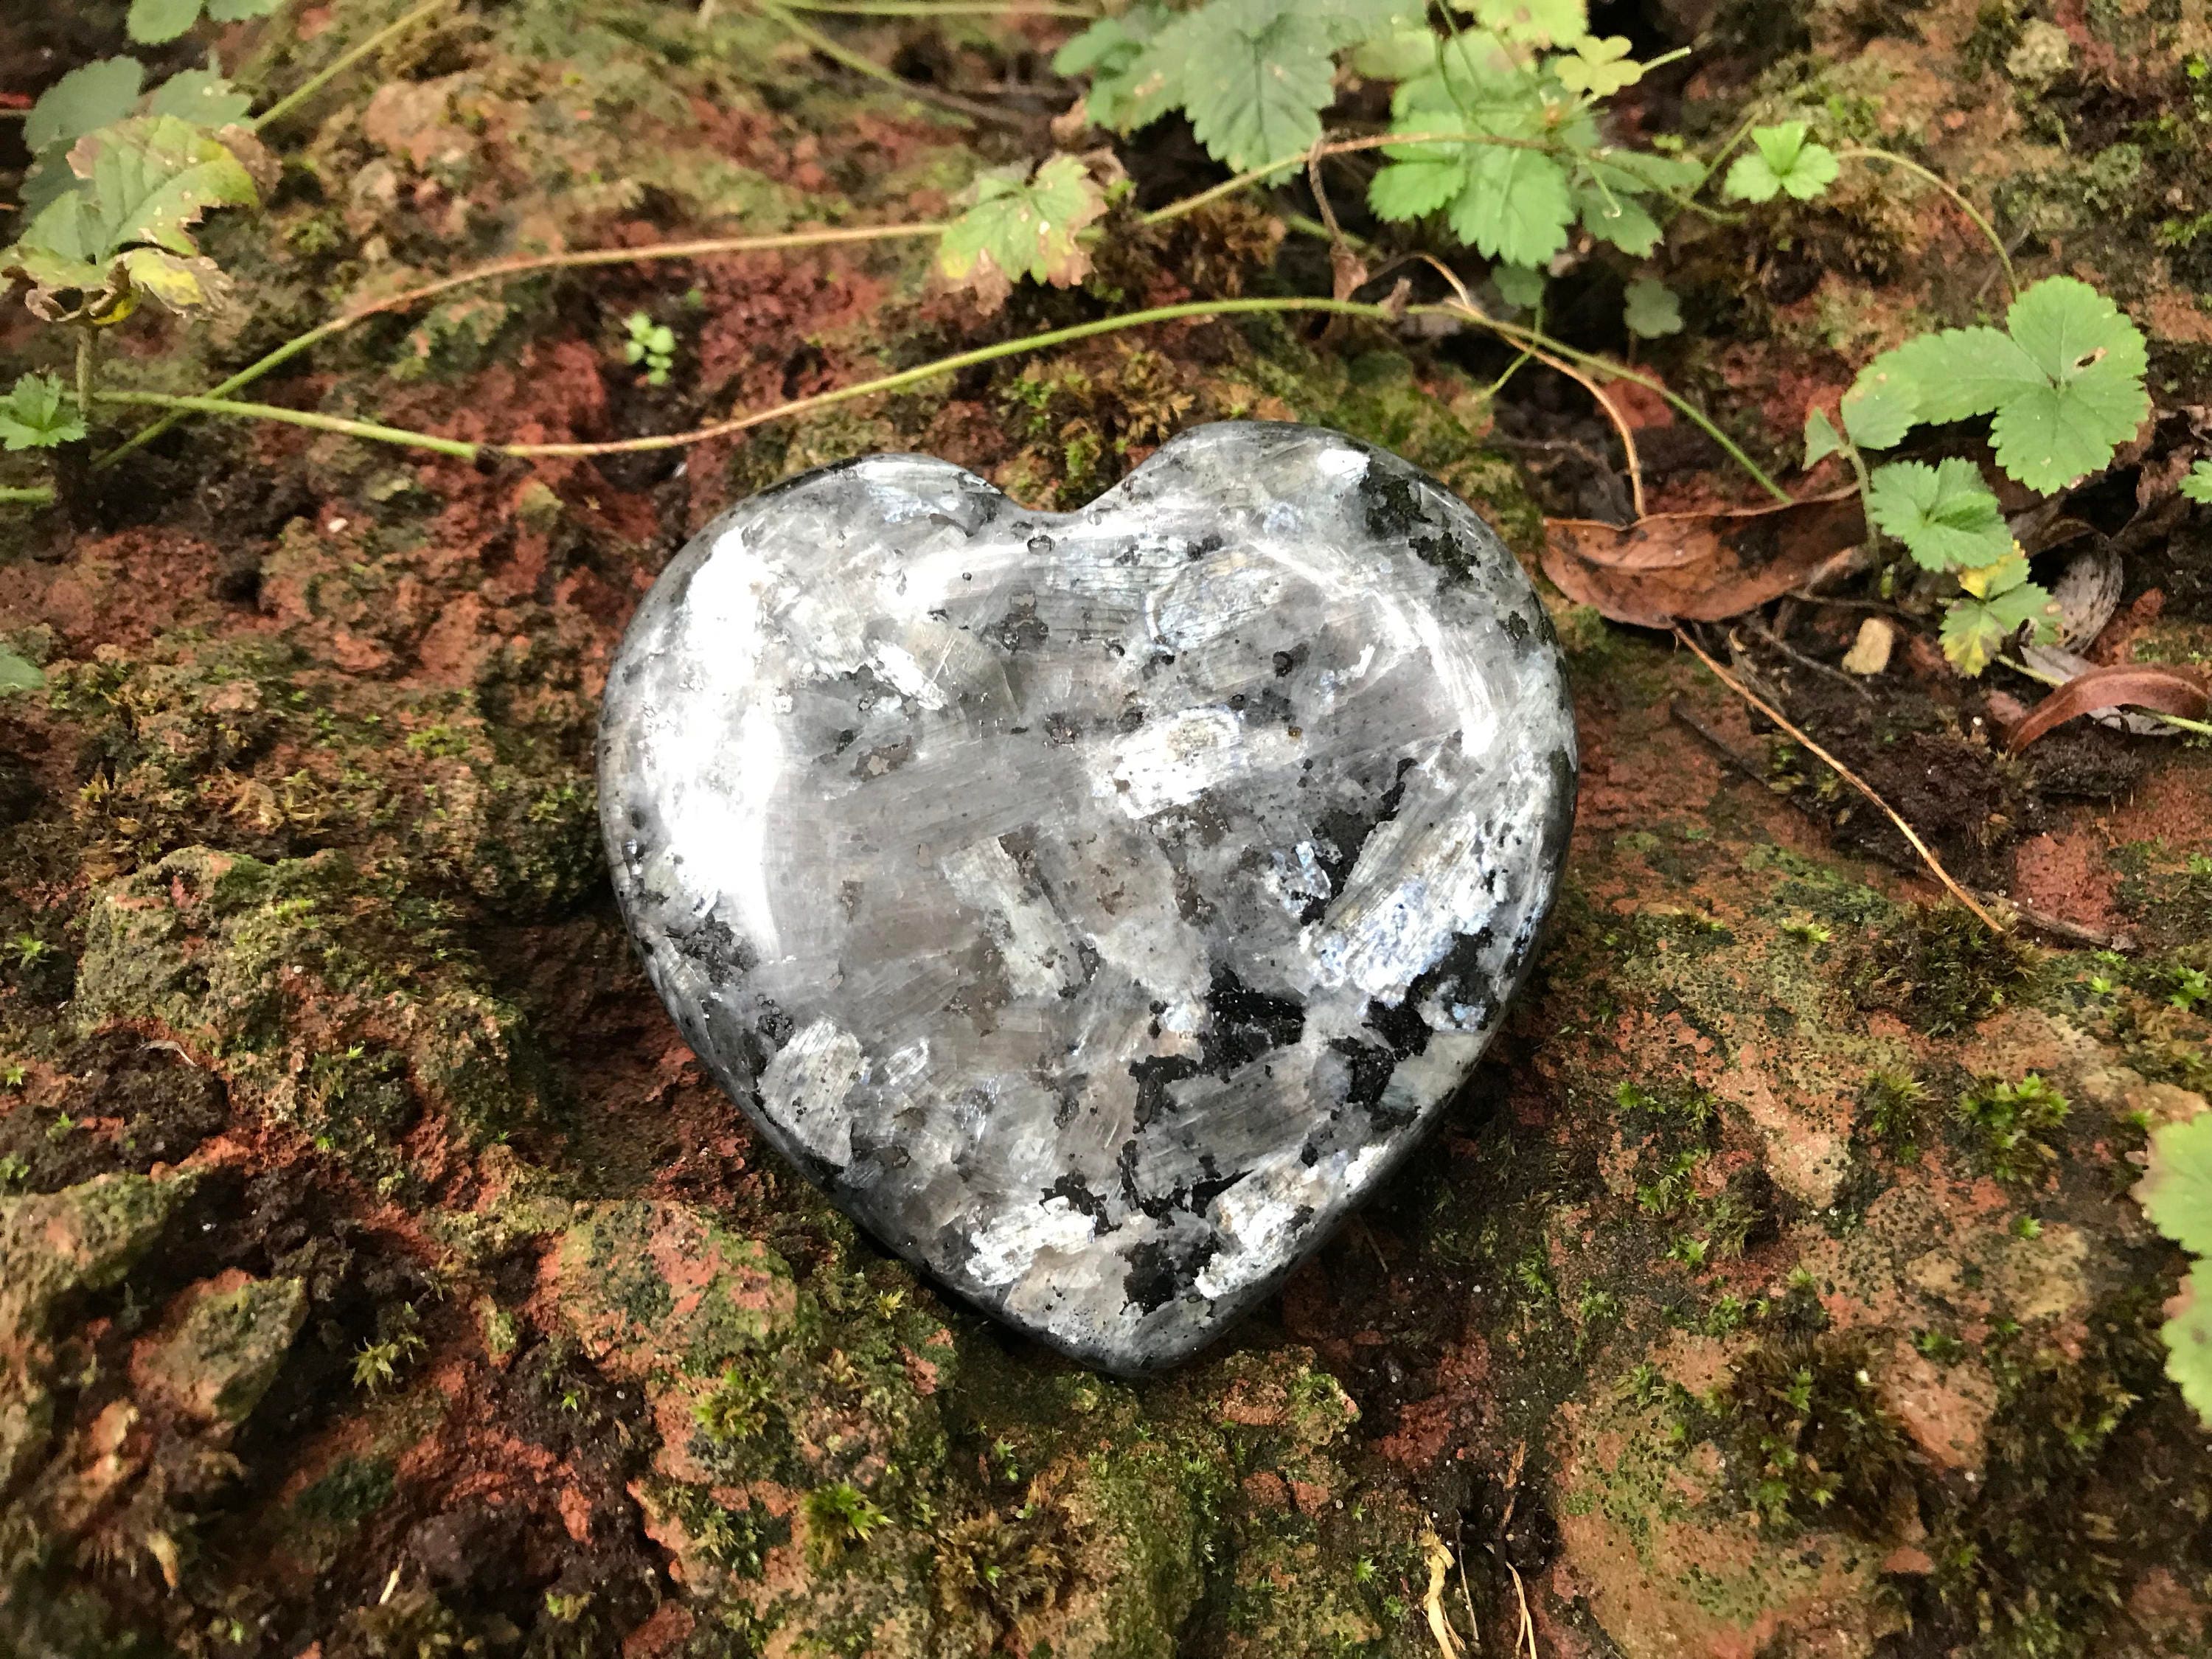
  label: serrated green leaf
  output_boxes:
[128,0,206,44]
[1865,459,2011,571]
[147,68,254,130]
[0,373,88,452]
[2143,1111,2212,1258]
[1309,0,1424,45]
[1882,327,2038,424]
[1465,0,1586,46]
[1804,408,1843,468]
[1983,277,2150,491]
[1180,0,1338,172]
[1623,276,1680,338]
[2160,1260,2212,1428]
[1352,26,1439,80]
[1055,5,1186,131]
[1723,121,1838,203]
[2183,460,2212,504]
[1447,145,1573,267]
[1369,155,1467,220]
[1840,358,1919,450]
[1940,580,2055,675]
[2007,274,2149,389]
[937,154,1107,313]
[1596,148,1705,195]
[27,58,146,153]
[4,114,258,321]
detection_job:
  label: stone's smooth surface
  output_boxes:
[599,422,1576,1374]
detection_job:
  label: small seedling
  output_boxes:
[622,313,678,386]
[2172,967,2210,1012]
[1957,1072,2070,1184]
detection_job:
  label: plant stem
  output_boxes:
[779,0,1099,14]
[95,224,945,470]
[0,486,55,505]
[1470,310,1791,504]
[759,1,1026,125]
[251,0,455,132]
[91,392,484,459]
[1835,147,2016,298]
[74,330,97,425]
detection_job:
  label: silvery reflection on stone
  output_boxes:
[599,422,1576,1374]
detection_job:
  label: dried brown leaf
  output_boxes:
[2006,664,2210,751]
[1540,490,1863,628]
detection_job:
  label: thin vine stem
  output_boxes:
[0,486,55,505]
[94,224,945,469]
[1836,147,2016,298]
[779,0,1099,14]
[92,392,484,459]
[760,1,1026,125]
[251,0,455,132]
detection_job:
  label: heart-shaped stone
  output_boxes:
[599,422,1576,1374]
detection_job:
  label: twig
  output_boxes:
[91,392,481,459]
[1667,700,2134,950]
[252,0,455,132]
[1739,619,1874,703]
[1672,629,2006,931]
[1508,1562,1537,1658]
[1421,1530,1466,1658]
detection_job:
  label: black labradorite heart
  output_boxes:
[599,422,1576,1374]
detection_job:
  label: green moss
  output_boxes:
[293,1455,397,1529]
[1849,902,2039,1035]
[1955,1073,2070,1185]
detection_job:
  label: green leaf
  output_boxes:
[1840,358,1919,451]
[128,0,207,44]
[1352,27,1439,80]
[1865,459,2011,571]
[1493,264,1546,309]
[1554,35,1641,97]
[1804,408,1843,468]
[1576,187,1660,256]
[936,154,1108,312]
[1447,145,1573,267]
[1986,276,2150,492]
[1939,579,2056,676]
[0,373,87,452]
[1309,0,1424,45]
[1180,0,1338,172]
[1464,0,1586,46]
[1882,327,2037,424]
[1369,154,1467,220]
[2160,1260,2212,1429]
[1622,276,1681,338]
[1723,121,1839,203]
[3,114,259,321]
[1054,6,1186,131]
[2142,1110,2212,1258]
[27,58,146,153]
[147,68,254,130]
[0,647,44,695]
[2183,460,2212,504]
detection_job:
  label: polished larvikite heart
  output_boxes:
[599,422,1576,1374]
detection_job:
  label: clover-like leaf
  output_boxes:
[129,0,206,44]
[1180,0,1339,171]
[1464,0,1587,47]
[1723,121,1840,204]
[1623,276,1681,338]
[936,154,1109,314]
[0,373,86,452]
[1555,35,1641,97]
[1939,577,2056,676]
[2142,1110,2212,1259]
[1804,408,1844,468]
[1576,186,1660,256]
[2184,460,2212,504]
[1865,459,2012,571]
[1493,264,1546,310]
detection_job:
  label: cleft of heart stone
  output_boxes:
[599,421,1576,1374]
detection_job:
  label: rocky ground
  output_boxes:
[3,1,2212,1655]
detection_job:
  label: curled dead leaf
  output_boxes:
[1540,490,1864,627]
[2006,663,2210,751]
